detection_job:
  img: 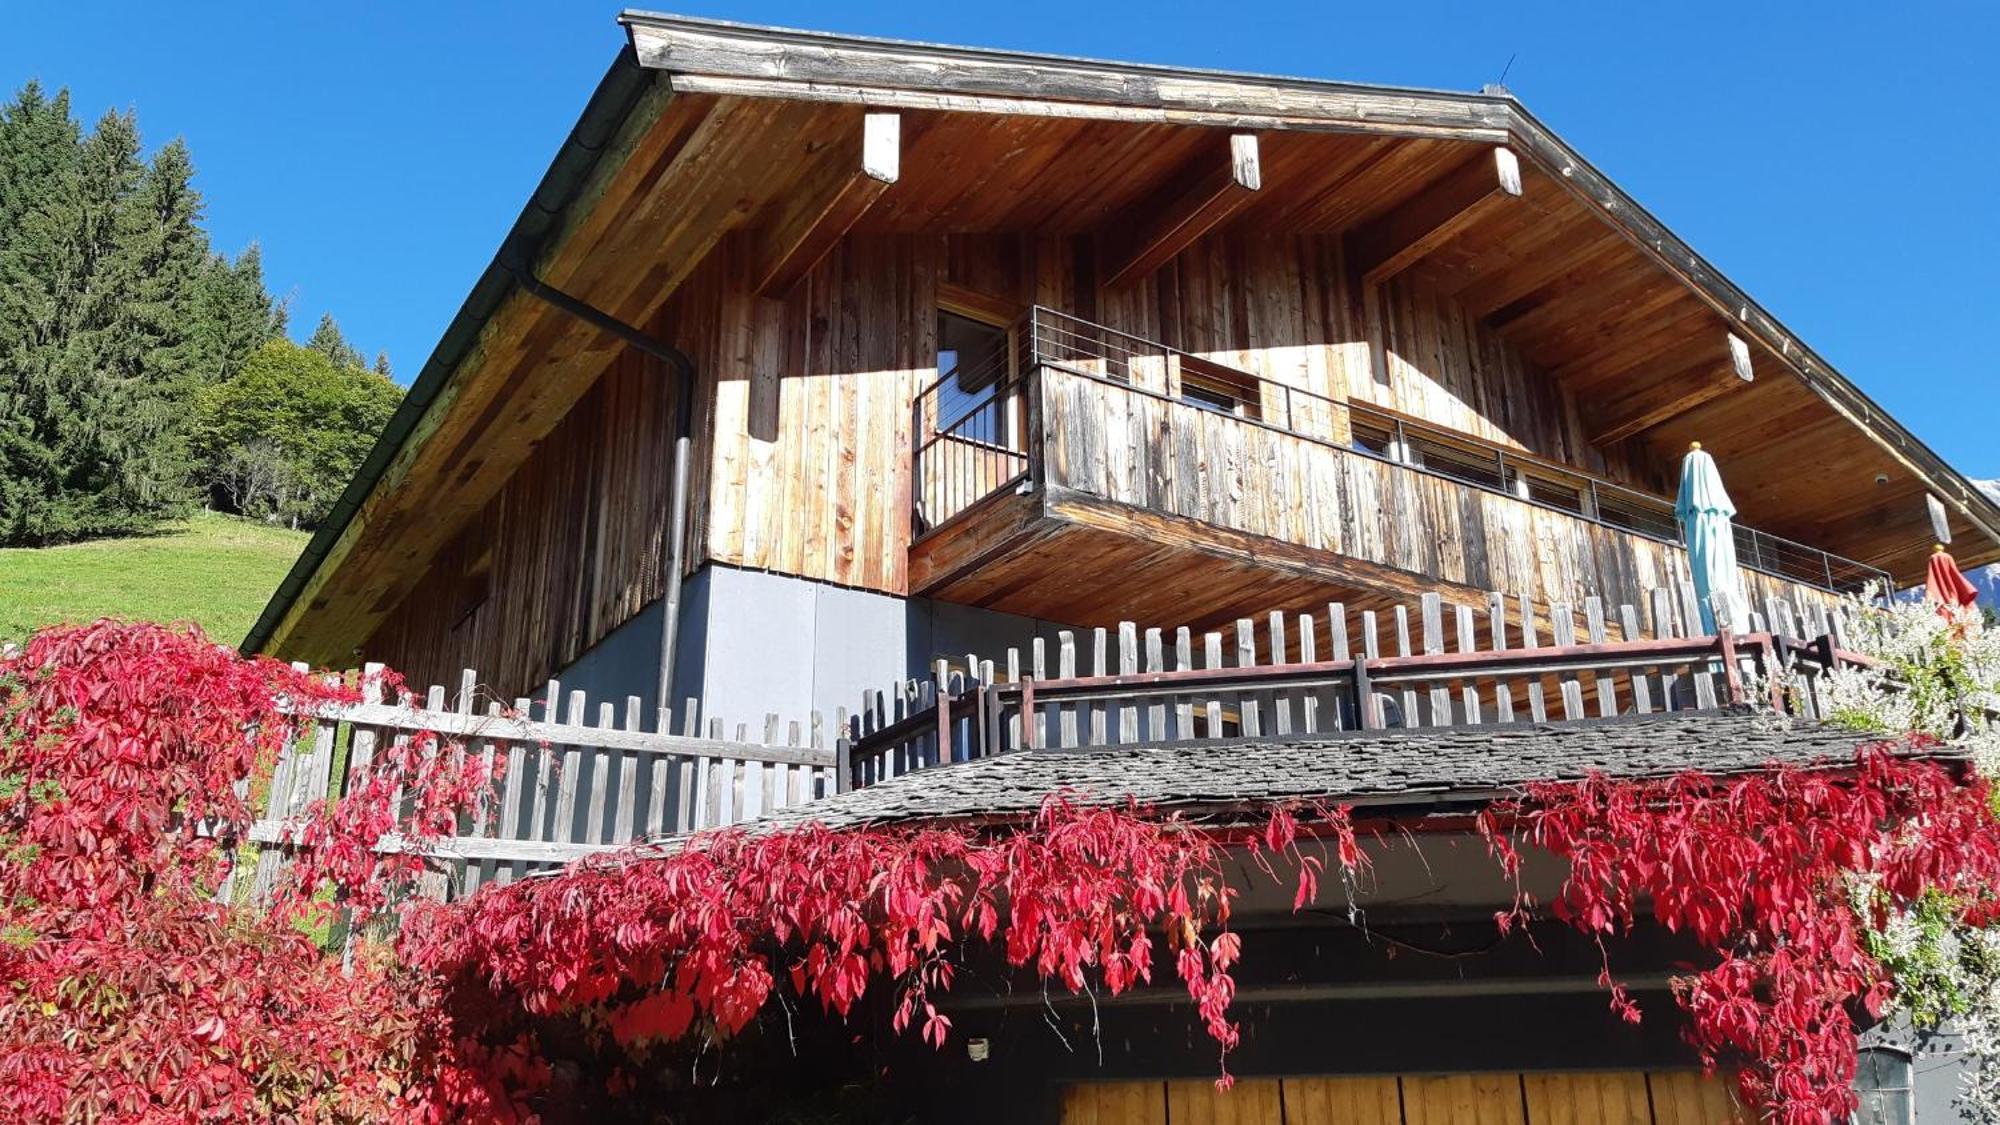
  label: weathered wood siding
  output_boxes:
[692,235,934,593]
[1040,367,1832,614]
[363,346,686,694]
[695,228,1662,590]
[362,228,1679,691]
[1062,1071,1740,1125]
[949,232,1656,486]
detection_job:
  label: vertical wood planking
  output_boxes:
[1585,598,1618,718]
[1454,603,1482,725]
[1393,605,1419,728]
[1144,628,1166,742]
[1487,593,1515,723]
[1235,619,1261,737]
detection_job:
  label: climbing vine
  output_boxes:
[401,795,1361,1114]
[0,621,494,1122]
[13,612,2000,1123]
[1481,743,2000,1123]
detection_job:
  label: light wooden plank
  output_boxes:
[1163,1077,1282,1125]
[1399,1074,1525,1125]
[1282,1076,1401,1125]
[1522,1071,1651,1125]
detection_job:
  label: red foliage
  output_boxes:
[404,798,1361,1109]
[0,621,490,1122]
[1481,744,2000,1124]
[14,619,2000,1123]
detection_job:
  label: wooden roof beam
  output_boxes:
[1350,146,1522,286]
[1101,133,1261,288]
[751,112,899,297]
[1587,334,1756,446]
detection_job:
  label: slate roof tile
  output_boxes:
[739,711,1925,833]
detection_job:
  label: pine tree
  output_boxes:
[191,243,281,389]
[0,81,388,544]
[0,99,202,541]
[0,98,134,543]
[305,312,364,370]
[372,351,392,381]
[84,137,209,517]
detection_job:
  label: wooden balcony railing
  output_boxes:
[909,306,1892,597]
[835,588,1878,793]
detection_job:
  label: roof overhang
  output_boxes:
[243,11,2000,661]
[620,10,2000,555]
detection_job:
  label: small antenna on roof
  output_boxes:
[1483,52,1517,96]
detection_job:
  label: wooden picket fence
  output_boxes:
[245,664,841,900]
[242,579,1875,903]
[838,581,1873,789]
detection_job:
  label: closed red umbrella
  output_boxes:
[1926,544,1981,618]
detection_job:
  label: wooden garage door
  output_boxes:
[1061,1072,1740,1124]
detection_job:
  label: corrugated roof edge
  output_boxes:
[240,50,656,657]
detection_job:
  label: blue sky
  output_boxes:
[6,1,1996,477]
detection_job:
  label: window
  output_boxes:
[1407,432,1504,491]
[1351,416,1398,459]
[1516,471,1584,515]
[1851,1046,1913,1125]
[1181,380,1242,416]
[1175,356,1262,421]
[937,312,1008,412]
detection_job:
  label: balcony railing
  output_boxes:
[909,306,1891,597]
[835,589,1879,792]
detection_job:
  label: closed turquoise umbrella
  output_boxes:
[1676,442,1749,634]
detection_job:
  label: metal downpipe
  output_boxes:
[507,264,695,716]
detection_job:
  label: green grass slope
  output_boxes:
[0,512,307,647]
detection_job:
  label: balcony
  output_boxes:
[910,308,1887,633]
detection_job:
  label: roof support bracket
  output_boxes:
[1101,133,1262,287]
[1351,146,1521,286]
[752,112,901,297]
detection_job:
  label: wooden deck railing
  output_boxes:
[237,581,1894,904]
[909,305,1892,597]
[836,585,1876,792]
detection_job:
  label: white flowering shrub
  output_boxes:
[1834,594,2000,1115]
[1822,595,2000,737]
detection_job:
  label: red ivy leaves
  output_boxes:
[1480,743,2000,1125]
[18,620,1998,1123]
[0,621,497,1123]
[404,797,1362,1101]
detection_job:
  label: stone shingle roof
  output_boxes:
[754,711,1921,833]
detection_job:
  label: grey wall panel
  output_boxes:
[810,580,913,721]
[695,566,817,729]
[555,563,1074,736]
[546,601,664,719]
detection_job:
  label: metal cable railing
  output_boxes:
[912,335,1028,534]
[908,305,1892,596]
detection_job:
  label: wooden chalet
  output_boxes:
[241,12,1994,1122]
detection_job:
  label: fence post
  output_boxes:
[933,660,954,767]
[1760,636,1789,714]
[835,734,856,794]
[1716,630,1745,706]
[1019,677,1038,750]
[1351,656,1376,731]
